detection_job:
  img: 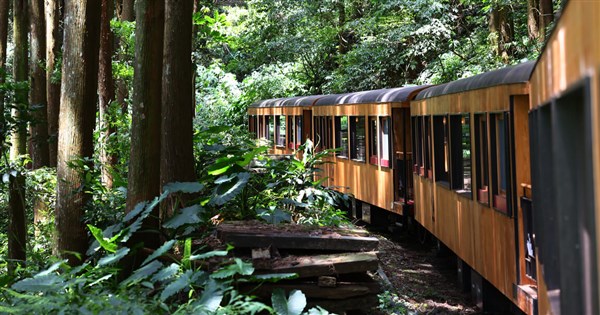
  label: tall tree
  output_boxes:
[0,0,8,135]
[11,0,28,159]
[55,0,101,264]
[489,3,514,62]
[7,0,28,273]
[527,0,554,42]
[115,0,134,112]
[45,0,62,167]
[29,0,49,168]
[161,0,196,217]
[538,0,553,41]
[126,0,164,250]
[121,0,134,21]
[98,0,116,188]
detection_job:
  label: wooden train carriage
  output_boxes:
[411,61,536,314]
[312,86,428,215]
[248,96,321,155]
[529,1,600,314]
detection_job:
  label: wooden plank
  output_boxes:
[260,252,379,278]
[219,232,378,251]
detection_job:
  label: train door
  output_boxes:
[392,107,413,212]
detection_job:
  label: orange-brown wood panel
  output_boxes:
[530,1,600,311]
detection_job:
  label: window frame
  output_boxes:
[335,116,349,158]
[449,113,472,198]
[350,115,366,163]
[474,113,490,205]
[287,116,295,149]
[369,116,379,165]
[490,111,510,214]
[433,115,450,187]
[379,116,391,168]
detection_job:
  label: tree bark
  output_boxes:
[126,0,164,250]
[7,173,26,273]
[161,0,196,218]
[11,0,28,160]
[0,0,8,139]
[29,0,49,168]
[527,0,540,40]
[121,0,134,21]
[45,0,62,167]
[56,0,101,265]
[489,4,513,63]
[539,0,553,41]
[98,0,116,188]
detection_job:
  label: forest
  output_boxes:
[0,0,556,313]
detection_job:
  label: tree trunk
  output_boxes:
[7,173,26,273]
[161,0,196,218]
[121,0,134,21]
[539,0,553,41]
[45,0,62,167]
[11,0,28,160]
[56,0,101,265]
[98,0,116,189]
[116,0,134,113]
[489,4,513,63]
[126,0,164,250]
[0,0,8,139]
[29,0,49,168]
[527,0,540,40]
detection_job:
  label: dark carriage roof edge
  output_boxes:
[249,95,325,108]
[313,85,430,106]
[415,61,535,101]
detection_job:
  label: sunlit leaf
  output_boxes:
[97,247,130,267]
[163,205,204,229]
[141,240,176,266]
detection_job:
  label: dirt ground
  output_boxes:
[369,228,480,314]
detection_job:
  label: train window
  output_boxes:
[276,115,286,147]
[335,116,349,158]
[475,113,489,205]
[380,116,391,167]
[265,116,272,141]
[313,116,321,150]
[248,115,255,136]
[413,117,422,174]
[295,116,302,148]
[369,117,378,165]
[287,116,294,149]
[350,116,366,162]
[326,116,333,150]
[423,116,432,178]
[433,115,449,185]
[450,114,471,195]
[490,113,509,213]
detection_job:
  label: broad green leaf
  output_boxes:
[163,205,203,229]
[124,260,163,285]
[183,238,192,269]
[207,161,233,176]
[211,172,250,206]
[89,274,113,287]
[163,182,204,194]
[196,278,223,312]
[245,273,298,282]
[124,201,148,222]
[271,289,306,315]
[12,274,64,293]
[97,247,130,267]
[87,224,117,253]
[141,240,176,266]
[160,270,192,301]
[257,208,292,224]
[152,263,180,282]
[189,250,228,261]
[35,261,66,277]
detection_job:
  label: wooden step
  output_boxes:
[257,251,379,278]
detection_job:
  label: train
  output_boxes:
[247,1,599,314]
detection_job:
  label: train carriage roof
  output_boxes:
[314,85,429,106]
[249,95,324,108]
[415,61,535,100]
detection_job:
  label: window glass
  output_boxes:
[287,116,294,149]
[350,116,366,162]
[326,117,333,150]
[475,113,489,204]
[277,115,286,146]
[295,116,302,147]
[449,114,472,194]
[335,116,349,158]
[266,116,273,141]
[413,117,422,174]
[433,115,449,184]
[380,117,390,167]
[369,117,378,165]
[491,113,509,212]
[424,116,432,178]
